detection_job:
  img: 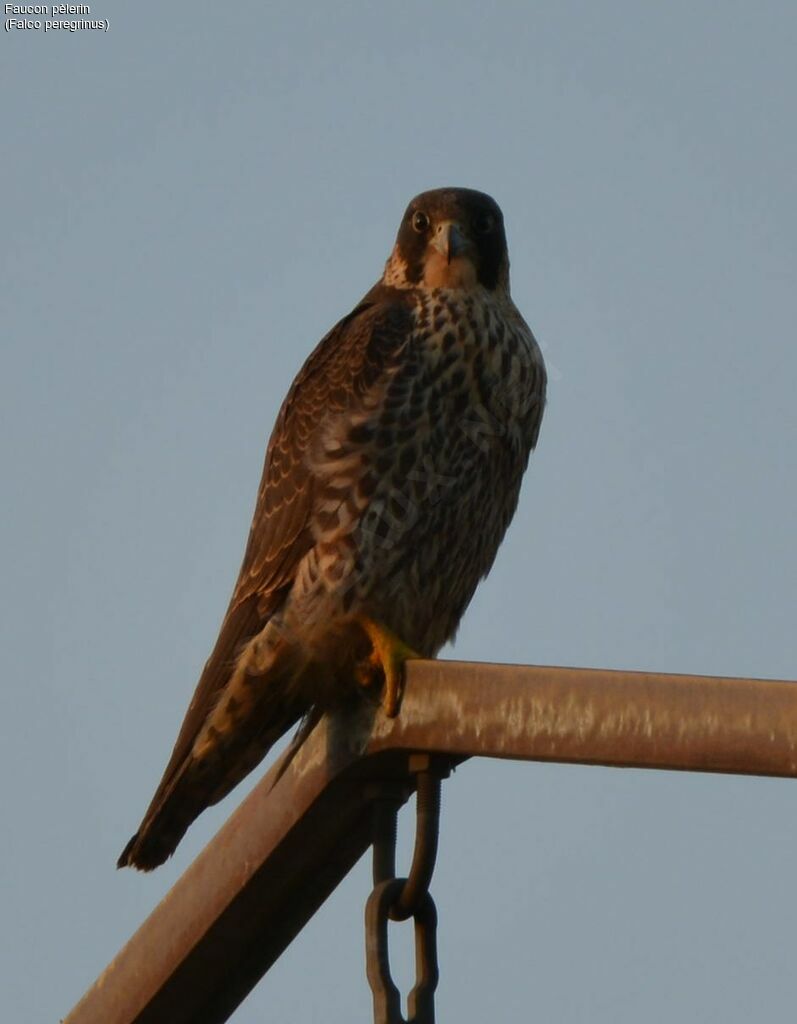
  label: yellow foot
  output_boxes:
[355,617,420,717]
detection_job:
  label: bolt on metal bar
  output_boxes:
[392,762,447,921]
[64,659,797,1024]
[368,781,406,886]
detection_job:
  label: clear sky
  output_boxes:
[2,2,796,1021]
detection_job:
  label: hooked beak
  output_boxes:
[431,221,469,264]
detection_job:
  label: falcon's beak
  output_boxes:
[431,221,469,265]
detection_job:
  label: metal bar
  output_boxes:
[370,660,797,776]
[65,660,797,1024]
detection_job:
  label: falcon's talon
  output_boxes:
[357,616,419,717]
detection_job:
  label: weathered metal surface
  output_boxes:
[65,660,797,1024]
[65,731,411,1024]
[377,660,797,776]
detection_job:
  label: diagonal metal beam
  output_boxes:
[65,660,797,1024]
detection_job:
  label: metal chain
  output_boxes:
[365,756,449,1024]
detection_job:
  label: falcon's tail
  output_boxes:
[118,637,306,872]
[117,701,303,871]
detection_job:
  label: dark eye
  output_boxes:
[412,210,430,233]
[474,212,495,235]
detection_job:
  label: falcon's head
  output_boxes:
[383,188,510,294]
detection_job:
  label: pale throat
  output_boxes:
[422,251,478,289]
[382,246,479,290]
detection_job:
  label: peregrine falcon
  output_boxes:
[119,188,546,870]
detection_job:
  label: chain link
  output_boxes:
[366,880,438,1024]
[365,756,449,1024]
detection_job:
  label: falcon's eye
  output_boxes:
[474,212,496,235]
[412,211,430,233]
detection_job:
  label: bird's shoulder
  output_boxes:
[273,282,416,434]
[234,283,417,606]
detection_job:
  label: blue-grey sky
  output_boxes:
[2,2,796,1021]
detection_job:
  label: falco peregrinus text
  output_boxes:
[119,187,546,870]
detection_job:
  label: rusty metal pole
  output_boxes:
[65,660,797,1024]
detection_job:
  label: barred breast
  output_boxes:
[296,285,546,657]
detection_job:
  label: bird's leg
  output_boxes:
[355,616,420,717]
